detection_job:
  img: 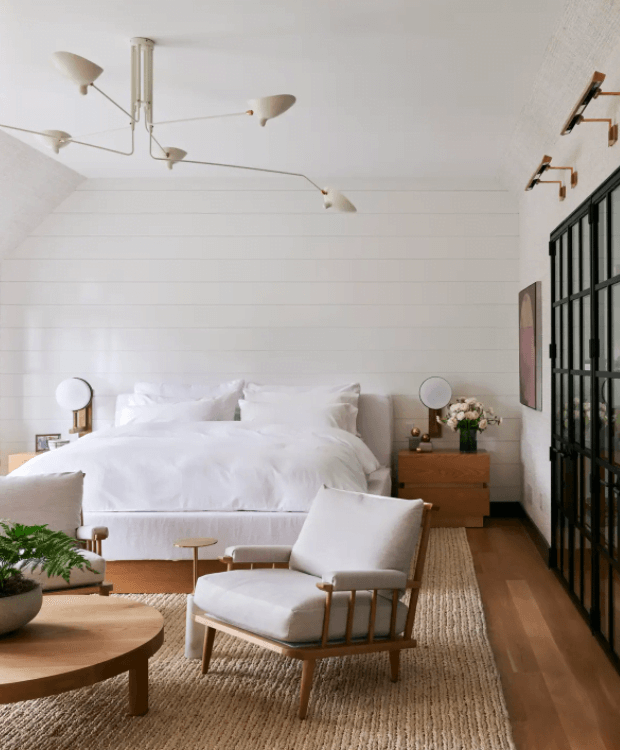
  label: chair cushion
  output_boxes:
[0,473,84,538]
[194,568,408,644]
[20,549,105,591]
[289,486,424,581]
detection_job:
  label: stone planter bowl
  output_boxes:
[0,585,43,636]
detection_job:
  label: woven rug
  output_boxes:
[2,529,516,750]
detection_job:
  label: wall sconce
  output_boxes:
[55,377,93,437]
[419,376,452,438]
[561,71,619,147]
[525,155,578,201]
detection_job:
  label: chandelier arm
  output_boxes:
[0,123,63,139]
[152,112,251,127]
[71,124,134,140]
[63,126,135,156]
[146,122,168,156]
[90,84,138,123]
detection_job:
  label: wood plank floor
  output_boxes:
[106,518,620,749]
[468,518,620,750]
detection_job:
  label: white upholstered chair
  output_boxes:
[187,486,432,718]
[0,472,112,595]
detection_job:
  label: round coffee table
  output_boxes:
[173,537,218,590]
[0,596,164,715]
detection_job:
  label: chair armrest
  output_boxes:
[318,569,407,592]
[76,525,109,541]
[222,545,292,564]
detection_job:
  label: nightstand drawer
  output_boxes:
[399,486,489,515]
[398,451,489,485]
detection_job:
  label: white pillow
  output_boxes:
[244,390,360,432]
[243,382,360,396]
[117,396,231,426]
[132,380,243,420]
[239,399,358,434]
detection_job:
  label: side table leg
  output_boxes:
[128,657,149,716]
[193,547,199,591]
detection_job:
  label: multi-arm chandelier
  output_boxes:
[0,37,356,212]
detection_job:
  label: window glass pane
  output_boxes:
[613,284,620,371]
[613,568,620,655]
[555,241,561,301]
[599,288,608,369]
[573,299,580,369]
[583,296,591,370]
[562,233,569,297]
[574,374,581,445]
[612,187,620,276]
[613,380,620,468]
[599,199,608,282]
[554,374,562,435]
[584,536,592,611]
[585,377,592,449]
[600,379,611,460]
[582,218,591,289]
[563,373,569,437]
[563,304,569,368]
[600,555,610,641]
[584,456,592,529]
[572,223,580,293]
[573,530,582,601]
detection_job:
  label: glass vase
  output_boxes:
[459,426,478,453]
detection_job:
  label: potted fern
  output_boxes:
[0,522,98,636]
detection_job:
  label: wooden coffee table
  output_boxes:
[0,596,164,715]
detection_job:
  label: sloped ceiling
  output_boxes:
[0,130,82,258]
[501,0,620,194]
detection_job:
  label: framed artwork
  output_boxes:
[35,433,60,453]
[519,282,542,410]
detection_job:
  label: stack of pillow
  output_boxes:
[114,380,361,435]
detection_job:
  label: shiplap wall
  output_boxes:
[0,178,520,501]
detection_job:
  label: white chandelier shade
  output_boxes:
[52,52,103,95]
[0,38,357,213]
[248,95,296,126]
[36,129,72,154]
[322,188,357,213]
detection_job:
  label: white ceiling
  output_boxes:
[0,0,565,185]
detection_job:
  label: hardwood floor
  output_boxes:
[468,518,620,750]
[106,518,620,748]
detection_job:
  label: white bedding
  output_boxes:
[13,421,380,514]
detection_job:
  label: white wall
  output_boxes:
[504,2,620,541]
[0,178,520,502]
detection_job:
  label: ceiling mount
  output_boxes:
[0,37,356,212]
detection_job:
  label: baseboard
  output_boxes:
[489,501,525,518]
[519,509,551,566]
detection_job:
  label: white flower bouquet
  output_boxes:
[438,397,502,451]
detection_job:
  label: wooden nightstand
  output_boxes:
[398,449,490,527]
[7,452,38,473]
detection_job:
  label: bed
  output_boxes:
[11,393,393,561]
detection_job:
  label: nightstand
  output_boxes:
[398,449,490,527]
[7,452,38,473]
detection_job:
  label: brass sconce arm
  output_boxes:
[562,71,619,146]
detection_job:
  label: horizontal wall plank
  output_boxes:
[32,212,519,238]
[0,327,518,352]
[0,372,520,398]
[0,304,518,330]
[1,258,518,283]
[0,349,518,375]
[0,281,519,306]
[11,235,519,261]
[58,190,518,215]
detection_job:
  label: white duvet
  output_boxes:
[12,422,380,513]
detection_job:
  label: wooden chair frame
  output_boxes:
[195,502,433,719]
[43,513,113,597]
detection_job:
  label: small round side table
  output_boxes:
[173,537,218,591]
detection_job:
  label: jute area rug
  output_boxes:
[3,529,516,750]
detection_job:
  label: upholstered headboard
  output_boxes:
[358,394,393,468]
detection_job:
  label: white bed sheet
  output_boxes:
[86,467,392,560]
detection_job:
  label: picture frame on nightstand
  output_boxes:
[35,433,60,453]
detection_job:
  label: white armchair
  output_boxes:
[0,472,112,595]
[186,486,432,719]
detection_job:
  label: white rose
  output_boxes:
[479,419,488,430]
[465,411,477,420]
[465,397,476,405]
[448,417,458,430]
[457,412,465,421]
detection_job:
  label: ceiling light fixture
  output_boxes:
[0,37,356,212]
[561,71,619,147]
[525,155,577,201]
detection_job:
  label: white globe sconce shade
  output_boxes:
[164,147,187,170]
[55,378,93,436]
[36,130,71,154]
[52,52,103,95]
[322,188,357,213]
[248,95,296,126]
[419,376,452,439]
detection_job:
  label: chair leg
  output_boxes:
[299,659,316,720]
[389,650,400,682]
[98,582,113,596]
[201,626,216,675]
